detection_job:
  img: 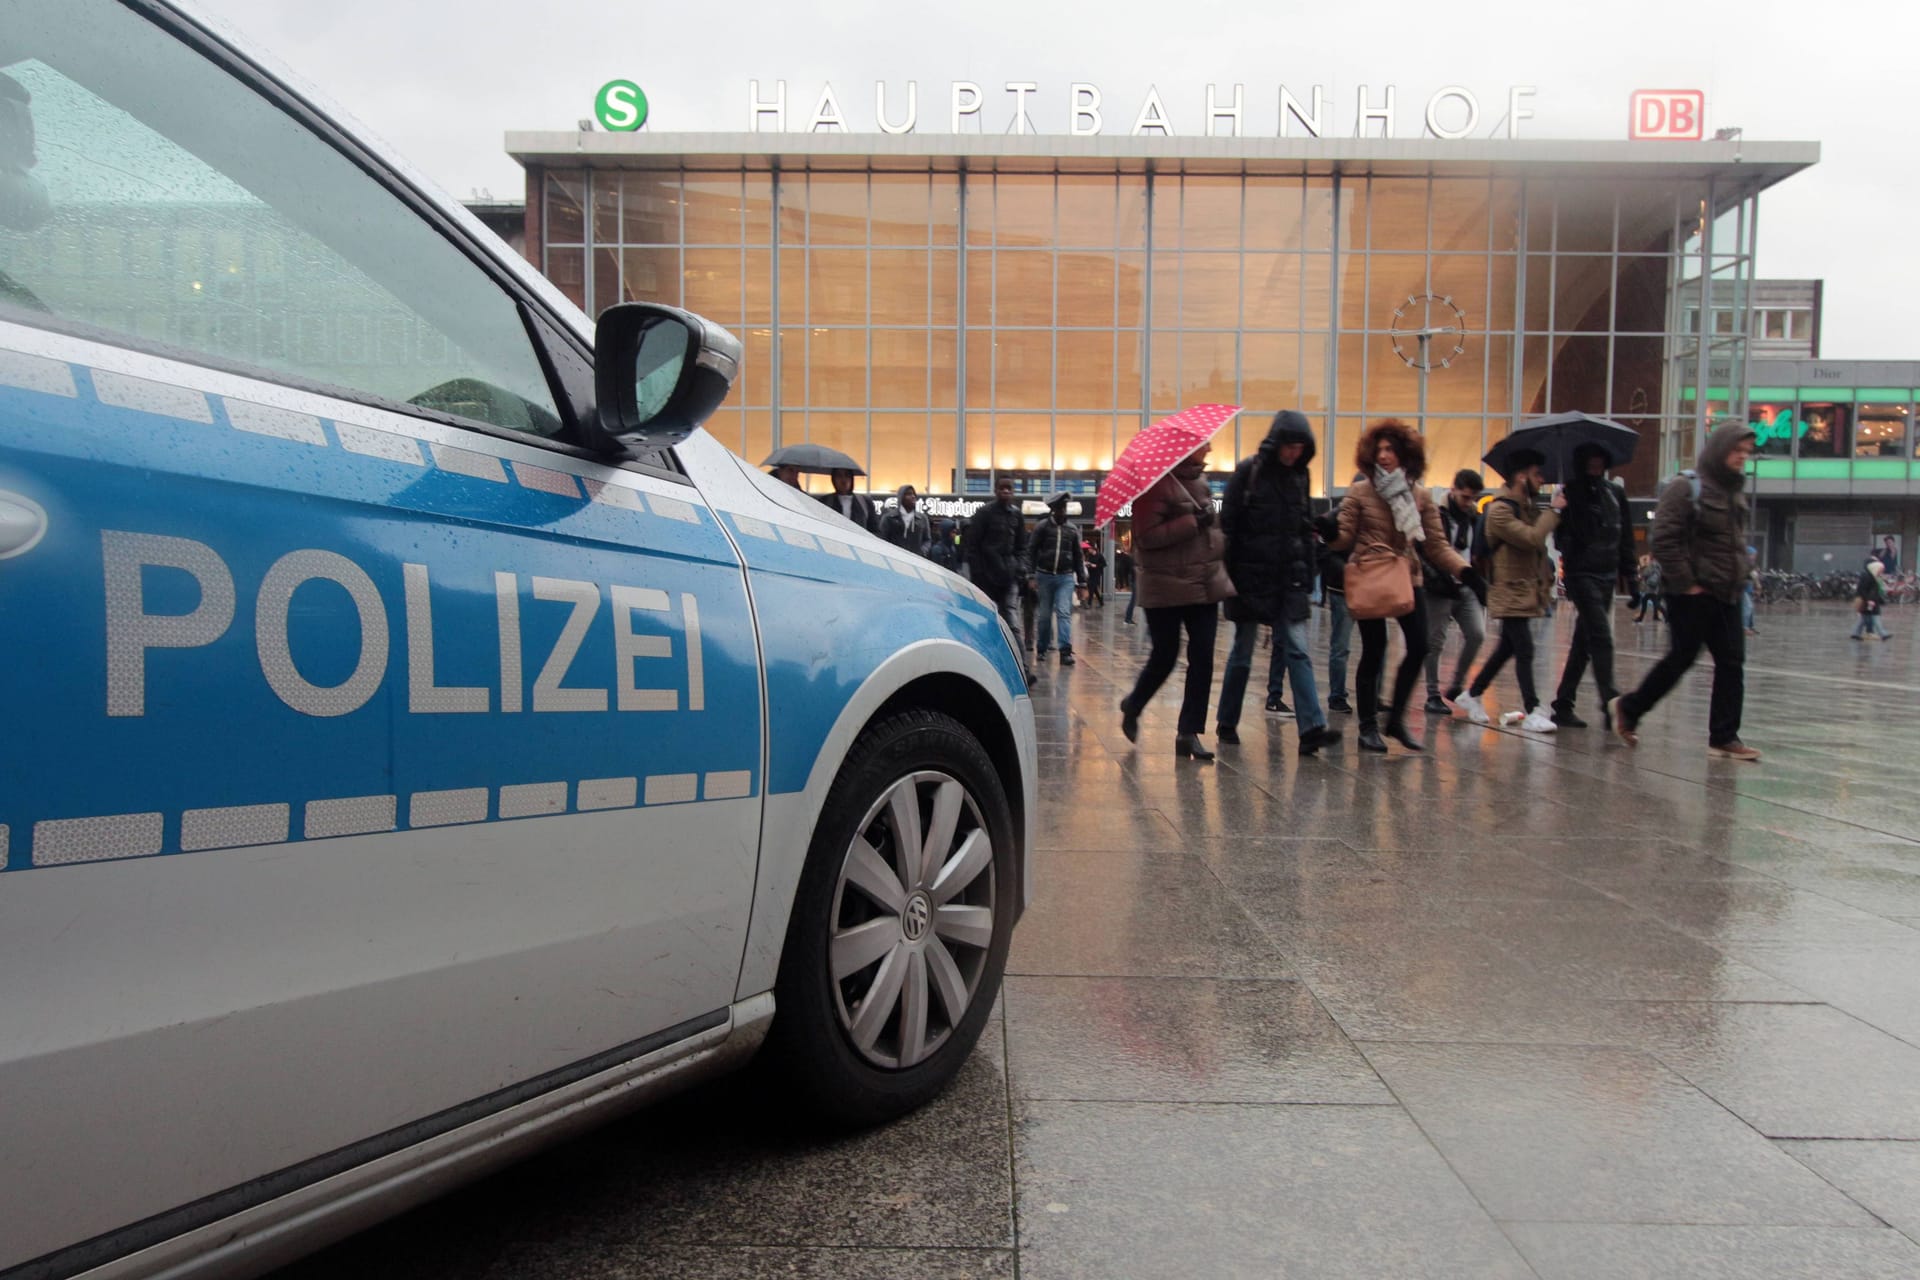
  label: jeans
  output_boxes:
[1326,592,1352,699]
[1636,590,1665,621]
[1355,590,1431,729]
[1220,617,1325,732]
[1424,590,1486,698]
[1124,590,1137,623]
[1742,586,1756,631]
[1126,603,1220,735]
[1620,594,1745,746]
[1554,573,1619,714]
[1470,616,1540,712]
[1035,572,1076,652]
[1853,609,1888,639]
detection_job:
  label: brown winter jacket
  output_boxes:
[1482,492,1561,619]
[1131,464,1235,609]
[1330,474,1467,589]
[1651,420,1757,604]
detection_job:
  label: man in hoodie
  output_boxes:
[1216,411,1342,753]
[967,478,1032,649]
[879,484,934,557]
[1549,444,1638,728]
[1030,491,1086,667]
[1610,422,1762,761]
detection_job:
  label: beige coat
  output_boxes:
[1330,475,1467,589]
[1132,467,1235,609]
[1482,494,1561,619]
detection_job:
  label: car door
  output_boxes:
[0,1,762,1269]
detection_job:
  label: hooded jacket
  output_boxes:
[1650,421,1756,603]
[1132,458,1235,609]
[1222,411,1318,624]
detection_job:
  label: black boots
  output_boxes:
[1119,698,1139,743]
[1215,724,1241,745]
[1175,734,1216,762]
[1059,645,1076,667]
[1358,722,1388,753]
[1298,724,1343,755]
[1383,719,1424,752]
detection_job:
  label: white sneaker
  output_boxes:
[1454,692,1491,725]
[1519,710,1558,733]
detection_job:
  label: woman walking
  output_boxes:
[1119,444,1236,761]
[1453,449,1566,733]
[1853,558,1891,641]
[1326,420,1475,753]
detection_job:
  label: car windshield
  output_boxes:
[0,0,562,436]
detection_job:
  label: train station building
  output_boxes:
[502,126,1817,515]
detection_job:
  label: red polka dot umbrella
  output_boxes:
[1094,403,1243,530]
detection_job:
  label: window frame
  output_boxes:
[11,0,686,484]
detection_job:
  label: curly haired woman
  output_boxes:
[1325,420,1479,753]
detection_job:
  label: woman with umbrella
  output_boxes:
[1117,441,1236,760]
[1325,420,1476,753]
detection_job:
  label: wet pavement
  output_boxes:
[276,600,1920,1279]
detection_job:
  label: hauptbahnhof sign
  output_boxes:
[744,80,1541,139]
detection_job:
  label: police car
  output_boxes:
[0,3,1036,1276]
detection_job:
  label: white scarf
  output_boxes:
[1373,466,1424,543]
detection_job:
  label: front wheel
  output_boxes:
[764,709,1016,1127]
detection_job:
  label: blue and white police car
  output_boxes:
[0,3,1036,1276]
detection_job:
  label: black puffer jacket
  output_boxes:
[1559,467,1636,582]
[1030,517,1086,580]
[965,498,1029,597]
[1222,411,1318,624]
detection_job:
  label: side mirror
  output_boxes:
[584,302,741,453]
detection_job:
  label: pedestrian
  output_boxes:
[965,477,1033,680]
[818,468,878,532]
[1326,420,1477,753]
[1876,535,1899,575]
[1453,450,1566,733]
[1549,444,1636,727]
[1117,542,1137,622]
[1084,541,1108,607]
[1634,555,1665,622]
[770,463,805,489]
[928,518,959,571]
[1853,558,1891,641]
[1741,548,1759,635]
[1423,469,1489,715]
[1316,526,1354,714]
[1031,491,1086,667]
[879,484,934,557]
[1609,422,1762,761]
[1216,411,1342,754]
[1118,444,1235,761]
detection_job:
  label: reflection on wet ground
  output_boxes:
[278,601,1920,1278]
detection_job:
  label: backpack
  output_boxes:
[1469,497,1517,582]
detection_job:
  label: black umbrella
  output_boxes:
[760,443,866,475]
[1483,413,1638,484]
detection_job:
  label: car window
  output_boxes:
[0,0,562,436]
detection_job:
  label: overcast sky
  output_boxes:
[197,0,1910,357]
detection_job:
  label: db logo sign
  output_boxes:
[1629,90,1705,141]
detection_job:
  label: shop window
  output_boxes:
[1748,402,1796,456]
[1798,402,1850,458]
[1853,404,1907,458]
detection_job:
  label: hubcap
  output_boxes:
[829,770,996,1070]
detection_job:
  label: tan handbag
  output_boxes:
[1346,544,1415,620]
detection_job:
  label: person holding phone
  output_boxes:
[1453,451,1565,733]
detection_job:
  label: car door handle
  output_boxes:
[0,491,47,560]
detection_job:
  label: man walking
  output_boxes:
[1610,422,1761,761]
[1217,411,1341,753]
[818,468,877,532]
[1030,492,1086,667]
[1316,524,1354,714]
[1424,469,1488,715]
[1550,445,1636,727]
[879,484,934,557]
[967,477,1032,649]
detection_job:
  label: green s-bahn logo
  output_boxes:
[595,80,648,131]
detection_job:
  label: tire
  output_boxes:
[764,708,1016,1127]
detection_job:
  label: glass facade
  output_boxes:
[534,161,1766,497]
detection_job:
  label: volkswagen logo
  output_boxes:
[902,892,932,943]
